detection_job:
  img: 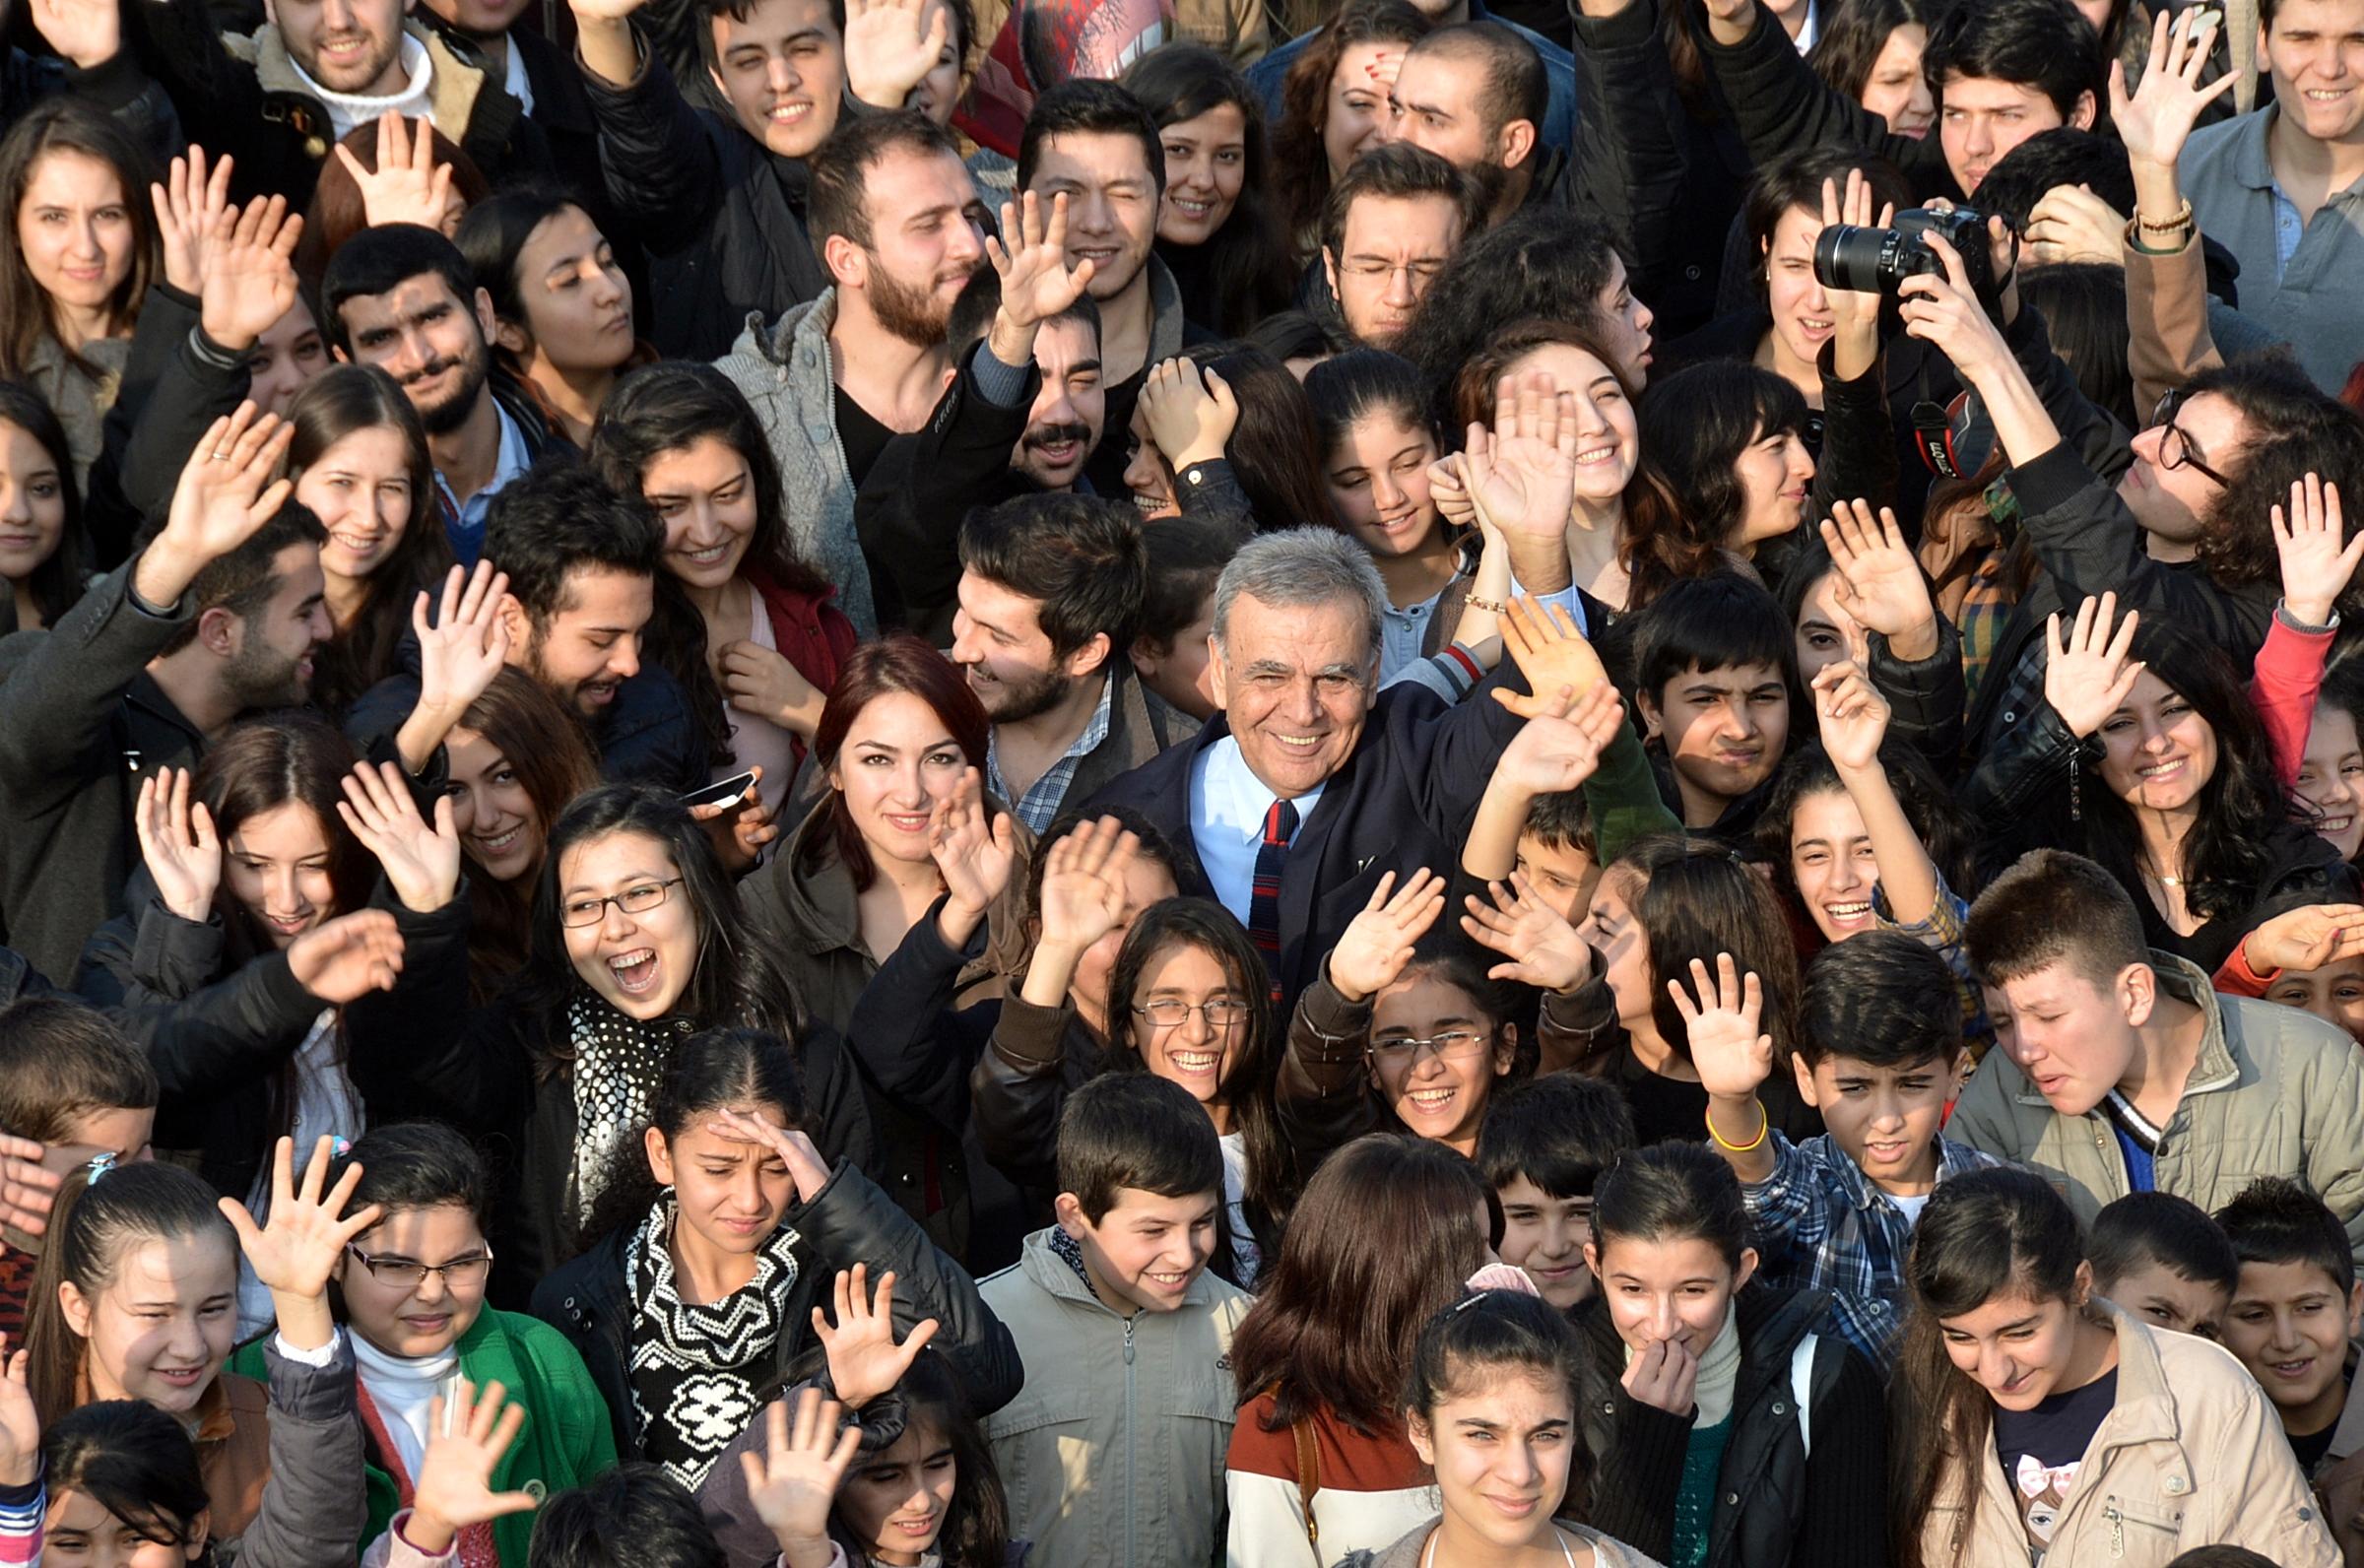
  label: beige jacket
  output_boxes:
[1920,1305,2339,1568]
[981,1227,1252,1568]
[1948,953,2364,1261]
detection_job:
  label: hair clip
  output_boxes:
[331,1137,353,1159]
[85,1151,117,1184]
[1453,1289,1494,1314]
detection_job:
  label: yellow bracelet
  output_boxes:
[1706,1098,1768,1153]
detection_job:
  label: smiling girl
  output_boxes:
[288,364,453,717]
[531,1027,1018,1490]
[1575,1143,1885,1568]
[1335,1288,1665,1568]
[1123,44,1293,338]
[1268,0,1430,253]
[1893,1167,2337,1568]
[591,361,856,818]
[0,381,83,634]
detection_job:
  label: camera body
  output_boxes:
[1811,206,1994,298]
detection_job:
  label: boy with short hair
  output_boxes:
[2215,1177,2364,1564]
[0,995,158,1343]
[2088,1191,2240,1339]
[1476,1074,1637,1310]
[1957,849,2364,1256]
[1690,930,1998,1366]
[980,1073,1251,1568]
[1632,574,1796,840]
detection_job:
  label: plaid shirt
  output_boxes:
[987,676,1115,833]
[1745,1133,2002,1369]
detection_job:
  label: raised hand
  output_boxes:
[929,767,1018,931]
[2271,473,2361,629]
[333,112,457,233]
[1466,372,1578,546]
[719,640,824,736]
[1673,953,1774,1100]
[2243,902,2364,975]
[1489,680,1623,799]
[815,1263,939,1407]
[741,1388,865,1568]
[200,193,304,353]
[338,761,462,913]
[845,0,954,107]
[1811,660,1892,774]
[1820,172,1893,375]
[220,1135,382,1348]
[707,1108,832,1205]
[0,1335,34,1487]
[1460,874,1592,993]
[406,1378,539,1554]
[2042,591,2143,738]
[1493,595,1609,718]
[1139,359,1237,469]
[1819,497,1937,657]
[1034,815,1141,955]
[149,146,233,295]
[135,766,222,923]
[1621,1335,1699,1416]
[2024,183,2129,268]
[989,191,1094,345]
[2111,7,2235,170]
[1327,870,1446,1003]
[415,562,514,718]
[141,404,296,607]
[287,908,405,1005]
[0,1136,62,1239]
[28,0,120,69]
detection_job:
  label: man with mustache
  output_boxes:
[320,224,567,567]
[717,110,987,634]
[857,185,1109,640]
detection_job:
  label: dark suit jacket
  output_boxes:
[1082,662,1526,1008]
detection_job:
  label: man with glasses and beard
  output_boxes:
[718,109,987,635]
[951,492,1185,832]
[321,224,567,567]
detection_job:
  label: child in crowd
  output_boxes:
[2213,1177,2364,1563]
[1226,1134,1490,1565]
[979,1073,1251,1568]
[1956,848,2364,1244]
[2212,894,2364,1046]
[0,997,156,1344]
[1629,574,1796,841]
[1894,1168,2338,1567]
[1474,1074,1637,1312]
[1690,931,1999,1368]
[2087,1191,2239,1339]
[1575,1142,1886,1568]
[1335,1289,1665,1568]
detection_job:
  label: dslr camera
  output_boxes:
[1811,206,1994,299]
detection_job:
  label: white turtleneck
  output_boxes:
[352,1332,462,1480]
[286,32,435,143]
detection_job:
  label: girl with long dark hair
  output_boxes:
[1122,347,1337,537]
[286,364,453,718]
[0,376,85,632]
[590,361,856,819]
[458,186,644,448]
[530,1027,1018,1488]
[1623,362,1815,610]
[1806,0,1934,137]
[1124,44,1295,338]
[1891,1168,2334,1568]
[1267,0,1430,253]
[1225,1135,1489,1564]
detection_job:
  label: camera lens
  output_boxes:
[1812,224,1892,294]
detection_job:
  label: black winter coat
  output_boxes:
[529,1156,1022,1463]
[1576,1283,1889,1568]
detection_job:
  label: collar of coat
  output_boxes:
[231,20,489,144]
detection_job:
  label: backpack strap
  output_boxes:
[1292,1414,1322,1546]
[1791,1333,1818,1461]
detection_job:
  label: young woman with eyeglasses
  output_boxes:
[973,890,1297,1287]
[225,1122,615,1568]
[1279,870,1526,1164]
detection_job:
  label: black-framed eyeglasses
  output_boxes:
[559,878,684,928]
[346,1245,494,1289]
[2151,389,2232,489]
[1132,998,1254,1029]
[1368,1028,1494,1068]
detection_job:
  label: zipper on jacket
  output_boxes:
[1124,1314,1138,1568]
[2105,1503,2123,1558]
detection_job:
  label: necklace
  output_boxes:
[1418,1525,1580,1568]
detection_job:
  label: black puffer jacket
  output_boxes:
[528,1155,1022,1462]
[1576,1283,1889,1568]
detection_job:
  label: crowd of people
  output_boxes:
[0,0,2359,1558]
